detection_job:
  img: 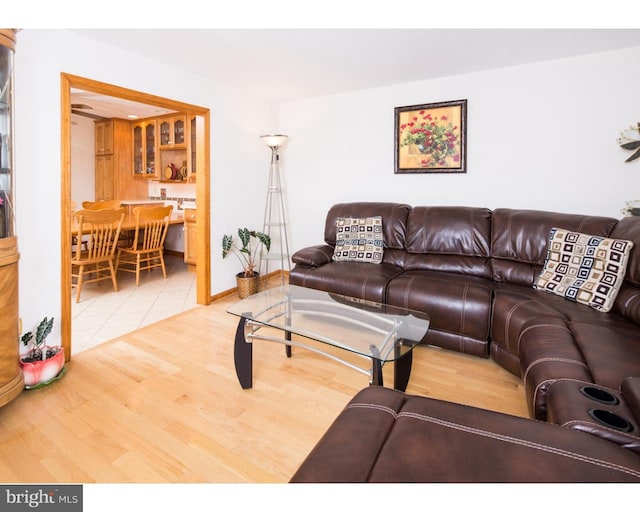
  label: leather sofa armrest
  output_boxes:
[291,245,334,268]
[622,377,640,425]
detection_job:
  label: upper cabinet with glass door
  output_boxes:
[158,115,186,149]
[0,30,15,239]
[132,120,158,178]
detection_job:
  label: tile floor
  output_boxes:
[71,254,199,355]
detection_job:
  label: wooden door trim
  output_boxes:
[60,73,211,359]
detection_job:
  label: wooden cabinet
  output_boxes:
[0,28,23,407]
[184,208,197,267]
[132,120,157,178]
[95,120,114,155]
[159,115,187,149]
[95,119,146,200]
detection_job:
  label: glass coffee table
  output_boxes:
[227,285,430,390]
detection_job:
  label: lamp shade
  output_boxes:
[260,134,288,148]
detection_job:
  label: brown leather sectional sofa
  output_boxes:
[289,202,640,482]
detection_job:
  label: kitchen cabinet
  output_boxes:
[95,120,114,155]
[132,120,157,178]
[158,115,186,149]
[0,28,23,407]
[184,208,197,267]
[95,118,146,200]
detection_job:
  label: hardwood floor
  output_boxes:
[0,289,527,483]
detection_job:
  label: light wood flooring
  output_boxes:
[0,288,528,483]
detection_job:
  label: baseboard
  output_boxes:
[210,270,290,302]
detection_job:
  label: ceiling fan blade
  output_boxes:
[71,109,107,121]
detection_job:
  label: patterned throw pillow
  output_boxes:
[534,227,634,312]
[332,216,384,264]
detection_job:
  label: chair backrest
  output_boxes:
[73,207,126,261]
[81,199,122,210]
[129,205,173,251]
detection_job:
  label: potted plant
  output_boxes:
[20,317,66,388]
[222,227,271,298]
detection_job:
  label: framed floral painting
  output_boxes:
[394,99,467,174]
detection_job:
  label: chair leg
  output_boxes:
[135,254,141,286]
[159,250,167,279]
[75,264,84,303]
[109,260,118,292]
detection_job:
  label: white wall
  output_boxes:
[13,29,278,338]
[279,47,640,253]
[70,114,95,206]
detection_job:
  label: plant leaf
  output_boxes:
[222,234,233,257]
[255,231,271,252]
[626,147,640,163]
[238,228,251,249]
[621,140,640,150]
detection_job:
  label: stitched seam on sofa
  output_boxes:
[562,419,640,443]
[516,323,572,354]
[503,300,527,354]
[396,411,640,479]
[346,402,399,419]
[347,401,404,481]
[524,357,589,386]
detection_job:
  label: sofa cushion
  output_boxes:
[324,202,411,250]
[332,216,384,264]
[491,209,618,287]
[290,387,640,483]
[386,269,493,357]
[288,261,405,303]
[403,206,492,279]
[534,228,633,312]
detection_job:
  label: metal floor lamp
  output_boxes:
[260,134,290,287]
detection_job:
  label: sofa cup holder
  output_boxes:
[579,386,619,405]
[588,409,634,433]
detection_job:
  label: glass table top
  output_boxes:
[227,284,430,362]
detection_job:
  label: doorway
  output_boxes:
[60,73,211,359]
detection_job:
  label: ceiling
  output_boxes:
[70,28,640,119]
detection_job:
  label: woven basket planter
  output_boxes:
[236,272,260,299]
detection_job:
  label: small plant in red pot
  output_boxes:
[20,317,66,388]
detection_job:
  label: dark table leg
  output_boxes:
[394,350,413,392]
[285,331,292,358]
[369,345,384,386]
[233,315,253,389]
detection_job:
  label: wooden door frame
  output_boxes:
[60,73,211,359]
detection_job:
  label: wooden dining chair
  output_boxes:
[81,199,122,210]
[71,207,126,303]
[115,205,173,286]
[70,201,88,255]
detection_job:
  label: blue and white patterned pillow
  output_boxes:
[534,227,634,312]
[332,216,384,264]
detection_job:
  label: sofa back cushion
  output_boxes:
[324,202,411,250]
[404,206,493,278]
[609,216,640,324]
[491,209,618,286]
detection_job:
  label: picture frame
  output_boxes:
[394,99,467,174]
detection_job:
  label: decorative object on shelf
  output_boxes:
[260,134,290,287]
[222,228,271,298]
[394,99,467,174]
[618,122,640,163]
[20,317,66,388]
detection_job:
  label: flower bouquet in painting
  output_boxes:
[20,317,66,388]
